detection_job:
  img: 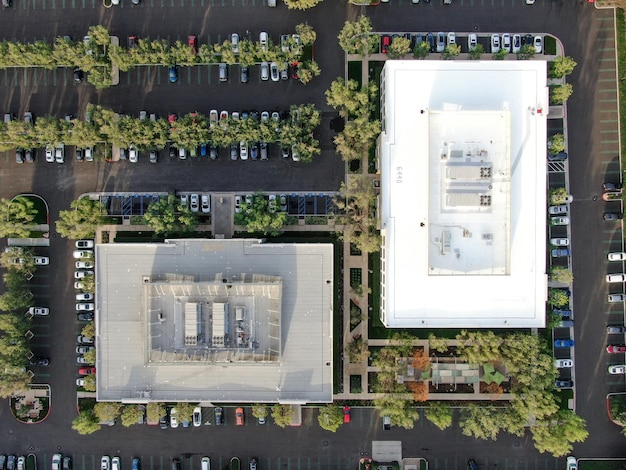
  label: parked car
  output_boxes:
[78,367,96,375]
[76,293,94,301]
[190,194,199,213]
[467,33,477,50]
[270,62,279,81]
[260,61,269,81]
[131,459,140,470]
[606,345,626,353]
[52,455,62,470]
[565,457,577,470]
[609,364,626,374]
[101,457,110,470]
[76,302,95,311]
[548,205,567,215]
[63,457,72,470]
[466,460,477,470]
[555,379,574,389]
[608,252,626,261]
[171,461,180,470]
[29,307,49,316]
[491,34,500,53]
[259,31,268,51]
[240,141,248,160]
[231,33,239,53]
[551,248,570,258]
[447,32,455,46]
[215,406,223,425]
[76,346,95,354]
[219,63,228,82]
[7,456,15,470]
[604,212,622,221]
[555,359,573,368]
[76,260,94,269]
[608,294,626,303]
[188,35,197,54]
[554,339,575,348]
[111,458,120,470]
[436,32,445,52]
[551,216,569,226]
[77,335,94,344]
[502,33,511,52]
[29,356,50,366]
[248,459,257,470]
[607,326,626,334]
[548,151,567,161]
[550,238,569,246]
[240,65,249,83]
[382,415,391,430]
[606,274,626,283]
[534,35,543,53]
[193,407,202,427]
[201,195,210,214]
[77,313,94,321]
[73,250,93,259]
[512,34,521,53]
[558,320,574,328]
[169,65,178,83]
[381,35,390,54]
[236,407,244,425]
[343,406,351,423]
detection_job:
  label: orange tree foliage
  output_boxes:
[412,349,431,371]
[406,381,428,402]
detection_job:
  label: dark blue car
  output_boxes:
[169,65,178,83]
[554,339,575,348]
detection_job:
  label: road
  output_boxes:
[0,0,625,466]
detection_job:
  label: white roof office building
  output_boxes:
[378,60,548,329]
[95,239,334,403]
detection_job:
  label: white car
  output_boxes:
[76,378,85,387]
[467,33,477,51]
[512,34,521,53]
[76,303,95,311]
[566,457,577,470]
[111,457,120,470]
[201,195,210,214]
[29,307,49,316]
[55,144,64,163]
[240,141,248,160]
[551,216,569,226]
[193,406,202,427]
[170,407,179,428]
[606,274,626,283]
[526,0,535,3]
[491,34,500,53]
[45,146,54,163]
[534,35,543,53]
[129,146,138,163]
[447,32,455,46]
[436,32,445,52]
[73,250,93,259]
[260,61,269,81]
[76,240,94,249]
[76,346,94,354]
[261,111,269,122]
[33,256,49,265]
[548,205,567,215]
[180,194,189,208]
[190,194,200,213]
[502,33,511,52]
[235,195,242,213]
[209,109,218,127]
[259,32,268,51]
[550,238,569,247]
[270,62,279,82]
[609,294,626,303]
[101,457,110,470]
[609,364,626,374]
[268,194,277,213]
[555,359,573,368]
[231,33,239,53]
[52,454,62,470]
[76,260,94,269]
[76,293,94,301]
[74,270,94,279]
[608,252,626,261]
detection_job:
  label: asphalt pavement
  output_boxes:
[0,0,625,466]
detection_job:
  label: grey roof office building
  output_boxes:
[95,239,334,404]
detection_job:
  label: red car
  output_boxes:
[606,345,626,354]
[291,62,299,80]
[188,35,197,55]
[343,406,351,423]
[78,367,96,375]
[235,407,244,426]
[381,35,390,54]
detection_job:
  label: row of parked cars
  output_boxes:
[381,32,543,55]
[180,193,211,214]
[72,240,95,325]
[235,194,287,214]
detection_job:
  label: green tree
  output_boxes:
[71,410,100,435]
[550,84,573,105]
[0,289,34,312]
[251,404,268,420]
[317,405,344,432]
[549,56,577,79]
[94,402,122,423]
[3,270,29,292]
[428,333,449,354]
[0,249,35,274]
[442,44,461,59]
[0,197,38,238]
[346,337,369,363]
[33,116,64,147]
[120,405,144,427]
[297,60,321,85]
[459,404,505,440]
[147,402,166,424]
[295,23,317,46]
[283,0,322,10]
[548,288,569,308]
[549,187,569,205]
[373,395,419,430]
[548,134,565,154]
[413,41,431,59]
[493,49,509,60]
[387,37,411,59]
[271,404,294,428]
[175,402,195,424]
[531,410,588,456]
[0,368,32,398]
[236,193,289,236]
[455,330,503,365]
[516,44,536,60]
[550,267,573,284]
[143,196,198,236]
[83,349,96,364]
[56,198,106,239]
[81,374,96,392]
[468,44,484,60]
[338,16,379,55]
[82,321,96,338]
[425,402,453,430]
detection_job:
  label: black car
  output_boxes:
[73,67,83,83]
[63,457,72,470]
[77,312,94,322]
[547,151,567,161]
[604,212,623,221]
[159,415,169,429]
[76,148,83,161]
[29,357,50,367]
[427,33,435,52]
[524,34,534,46]
[555,379,573,389]
[209,145,218,160]
[215,407,223,425]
